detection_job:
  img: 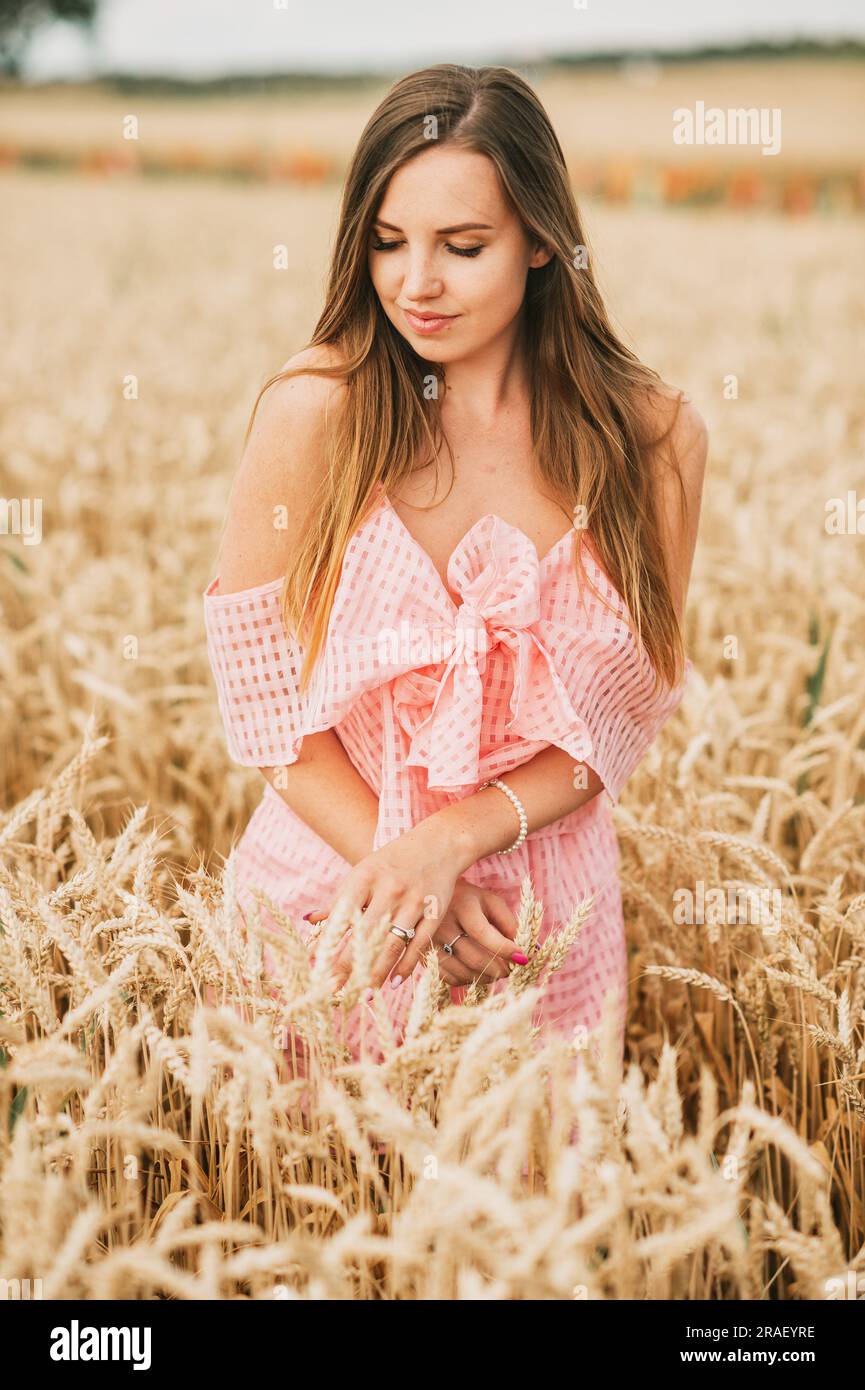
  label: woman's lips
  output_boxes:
[402,308,459,335]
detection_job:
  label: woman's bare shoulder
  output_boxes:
[636,382,708,453]
[267,341,351,423]
[213,343,351,593]
[275,339,351,378]
[637,383,709,624]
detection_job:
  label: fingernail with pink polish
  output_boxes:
[510,952,529,965]
[363,987,375,1003]
[390,974,403,990]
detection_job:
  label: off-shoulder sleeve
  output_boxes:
[549,624,692,805]
[203,575,331,767]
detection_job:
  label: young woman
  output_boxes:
[203,64,706,1070]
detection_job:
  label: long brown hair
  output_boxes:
[244,63,689,694]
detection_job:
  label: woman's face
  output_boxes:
[367,145,551,363]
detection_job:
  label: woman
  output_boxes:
[203,64,707,1069]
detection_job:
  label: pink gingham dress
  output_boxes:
[203,487,692,1061]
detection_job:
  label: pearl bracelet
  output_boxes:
[479,778,529,854]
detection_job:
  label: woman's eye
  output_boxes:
[370,239,483,258]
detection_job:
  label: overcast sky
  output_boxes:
[23,0,865,79]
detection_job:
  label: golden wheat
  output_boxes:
[0,146,863,1298]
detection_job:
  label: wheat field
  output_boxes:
[0,158,864,1301]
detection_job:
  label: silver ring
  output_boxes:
[389,924,415,942]
[441,931,466,957]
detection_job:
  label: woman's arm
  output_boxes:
[260,732,378,867]
[417,745,606,872]
[214,347,379,866]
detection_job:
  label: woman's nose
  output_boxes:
[402,254,443,300]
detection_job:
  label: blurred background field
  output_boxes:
[1,9,865,1301]
[2,55,864,210]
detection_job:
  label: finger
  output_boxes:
[333,883,420,991]
[454,898,516,964]
[431,913,506,979]
[326,869,373,934]
[437,957,475,986]
[304,911,349,961]
[368,898,429,989]
[309,921,353,990]
[448,935,511,981]
[385,902,443,987]
[478,891,519,942]
[345,887,410,989]
[437,945,511,987]
[319,872,373,986]
[329,932,356,990]
[301,908,327,951]
[435,926,491,971]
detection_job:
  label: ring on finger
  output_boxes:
[389,923,416,942]
[441,931,467,957]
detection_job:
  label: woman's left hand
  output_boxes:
[427,880,520,987]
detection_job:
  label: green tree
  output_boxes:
[0,0,98,77]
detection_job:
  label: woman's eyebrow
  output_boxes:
[372,219,494,234]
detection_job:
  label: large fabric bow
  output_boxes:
[385,517,594,789]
